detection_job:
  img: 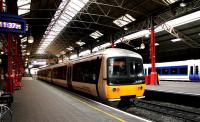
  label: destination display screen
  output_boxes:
[0,21,22,30]
[0,13,26,33]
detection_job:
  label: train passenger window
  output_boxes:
[73,58,102,84]
[180,67,188,75]
[196,66,198,75]
[148,68,151,75]
[144,69,147,75]
[170,68,178,74]
[162,68,169,75]
[190,66,193,75]
[156,68,161,74]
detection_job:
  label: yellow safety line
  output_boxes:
[70,95,126,122]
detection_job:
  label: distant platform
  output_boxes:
[12,79,150,122]
[21,77,33,80]
[146,81,200,96]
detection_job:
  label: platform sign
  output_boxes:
[0,13,26,33]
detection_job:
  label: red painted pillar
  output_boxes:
[6,33,14,92]
[110,33,115,48]
[150,19,158,85]
[0,0,3,12]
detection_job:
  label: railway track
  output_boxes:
[134,99,200,122]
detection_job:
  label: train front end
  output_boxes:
[105,56,146,101]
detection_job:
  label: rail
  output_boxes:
[134,99,200,122]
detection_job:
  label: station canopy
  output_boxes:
[20,0,200,62]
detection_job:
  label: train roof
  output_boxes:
[39,48,142,70]
[71,48,142,62]
[144,59,200,67]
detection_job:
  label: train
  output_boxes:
[37,48,146,102]
[144,60,200,81]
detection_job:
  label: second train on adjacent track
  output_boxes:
[37,48,146,102]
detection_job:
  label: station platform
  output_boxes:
[145,81,200,107]
[12,78,150,122]
[146,81,200,96]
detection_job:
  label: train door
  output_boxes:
[194,66,200,81]
[189,65,200,81]
[67,66,72,89]
[189,66,194,80]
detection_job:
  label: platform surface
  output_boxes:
[12,79,149,122]
[146,81,200,96]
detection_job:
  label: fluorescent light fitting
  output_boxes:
[76,41,85,46]
[180,2,186,7]
[90,31,103,39]
[155,43,159,46]
[171,38,182,42]
[113,14,136,27]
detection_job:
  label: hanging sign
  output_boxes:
[0,13,26,33]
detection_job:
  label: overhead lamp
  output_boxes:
[140,43,145,49]
[171,38,182,42]
[26,52,30,55]
[26,58,28,61]
[155,43,159,46]
[180,0,186,7]
[28,35,34,43]
[1,51,4,54]
[124,27,128,30]
[140,39,145,49]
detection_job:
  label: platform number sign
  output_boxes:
[0,13,26,33]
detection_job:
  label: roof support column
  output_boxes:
[0,0,3,12]
[150,17,158,85]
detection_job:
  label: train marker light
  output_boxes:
[112,88,117,92]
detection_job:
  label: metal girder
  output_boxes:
[154,16,200,48]
[88,0,146,16]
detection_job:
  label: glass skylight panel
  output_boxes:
[18,4,30,15]
[113,14,136,27]
[68,2,81,11]
[90,31,103,39]
[162,0,178,5]
[37,0,90,54]
[17,0,31,15]
[17,0,31,7]
[72,0,85,8]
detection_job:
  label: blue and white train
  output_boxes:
[144,60,200,81]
